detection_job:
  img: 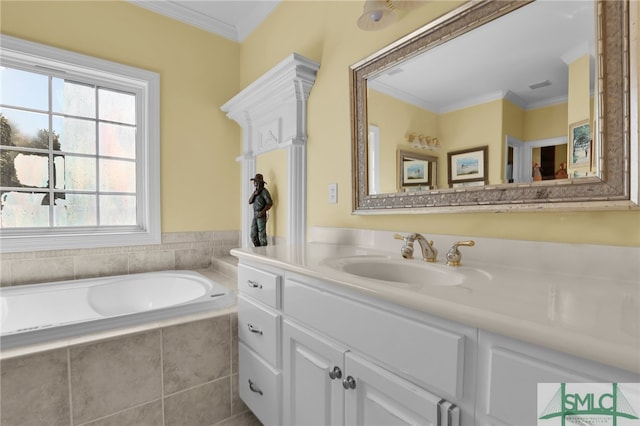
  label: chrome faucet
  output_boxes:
[394,233,438,262]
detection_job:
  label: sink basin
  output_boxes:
[324,256,465,287]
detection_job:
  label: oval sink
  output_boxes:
[325,256,465,287]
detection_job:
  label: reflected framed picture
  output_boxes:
[397,149,436,189]
[569,120,592,168]
[447,145,488,187]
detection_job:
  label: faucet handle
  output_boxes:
[446,240,475,267]
[393,234,414,259]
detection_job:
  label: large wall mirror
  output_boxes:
[350,0,633,213]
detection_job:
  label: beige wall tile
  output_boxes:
[175,247,212,270]
[0,260,12,286]
[129,250,175,274]
[212,230,240,244]
[74,254,129,279]
[162,316,231,395]
[11,257,74,285]
[163,378,231,426]
[215,411,262,426]
[79,400,163,426]
[214,246,234,258]
[70,331,162,424]
[0,349,70,426]
[162,231,213,244]
[6,231,241,286]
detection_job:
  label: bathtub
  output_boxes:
[0,270,236,351]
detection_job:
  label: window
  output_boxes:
[0,36,160,252]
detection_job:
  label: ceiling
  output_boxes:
[128,0,281,42]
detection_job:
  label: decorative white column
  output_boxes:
[221,53,319,247]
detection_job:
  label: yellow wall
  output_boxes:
[525,103,568,141]
[567,55,592,125]
[368,89,439,193]
[0,0,242,233]
[242,0,639,247]
[439,100,502,185]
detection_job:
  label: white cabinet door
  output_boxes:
[476,331,640,426]
[283,319,347,426]
[344,352,459,426]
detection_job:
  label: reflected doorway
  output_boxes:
[506,135,568,183]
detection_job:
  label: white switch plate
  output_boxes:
[328,183,338,204]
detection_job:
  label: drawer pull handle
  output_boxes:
[248,379,263,395]
[247,280,262,289]
[437,399,445,426]
[342,376,356,390]
[247,323,263,335]
[329,366,342,380]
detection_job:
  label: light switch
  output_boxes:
[328,183,338,204]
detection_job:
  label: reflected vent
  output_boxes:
[528,80,551,90]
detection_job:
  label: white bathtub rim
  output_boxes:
[0,304,237,360]
[0,270,237,355]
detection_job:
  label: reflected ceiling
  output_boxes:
[368,1,595,113]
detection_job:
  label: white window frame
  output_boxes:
[0,35,160,253]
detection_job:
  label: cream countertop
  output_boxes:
[231,242,640,375]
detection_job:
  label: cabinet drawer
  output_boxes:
[285,278,465,398]
[239,342,281,426]
[238,294,281,367]
[238,264,281,308]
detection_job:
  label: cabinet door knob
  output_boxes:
[248,379,263,395]
[247,323,263,335]
[329,366,342,380]
[342,376,356,390]
[247,280,262,289]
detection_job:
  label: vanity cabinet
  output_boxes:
[236,258,639,426]
[237,260,474,425]
[236,263,284,426]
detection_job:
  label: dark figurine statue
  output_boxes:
[248,173,273,247]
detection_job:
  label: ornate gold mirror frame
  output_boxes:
[350,0,633,213]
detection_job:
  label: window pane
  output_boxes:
[52,78,96,119]
[57,155,96,191]
[52,116,96,154]
[0,149,49,188]
[99,159,135,192]
[100,194,136,225]
[98,89,135,124]
[0,150,18,187]
[0,108,50,148]
[13,152,50,188]
[0,67,48,110]
[0,191,49,227]
[54,193,96,226]
[99,122,135,159]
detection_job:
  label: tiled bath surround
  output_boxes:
[0,231,240,287]
[1,230,261,425]
[1,313,260,426]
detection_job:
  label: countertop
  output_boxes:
[231,242,640,374]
